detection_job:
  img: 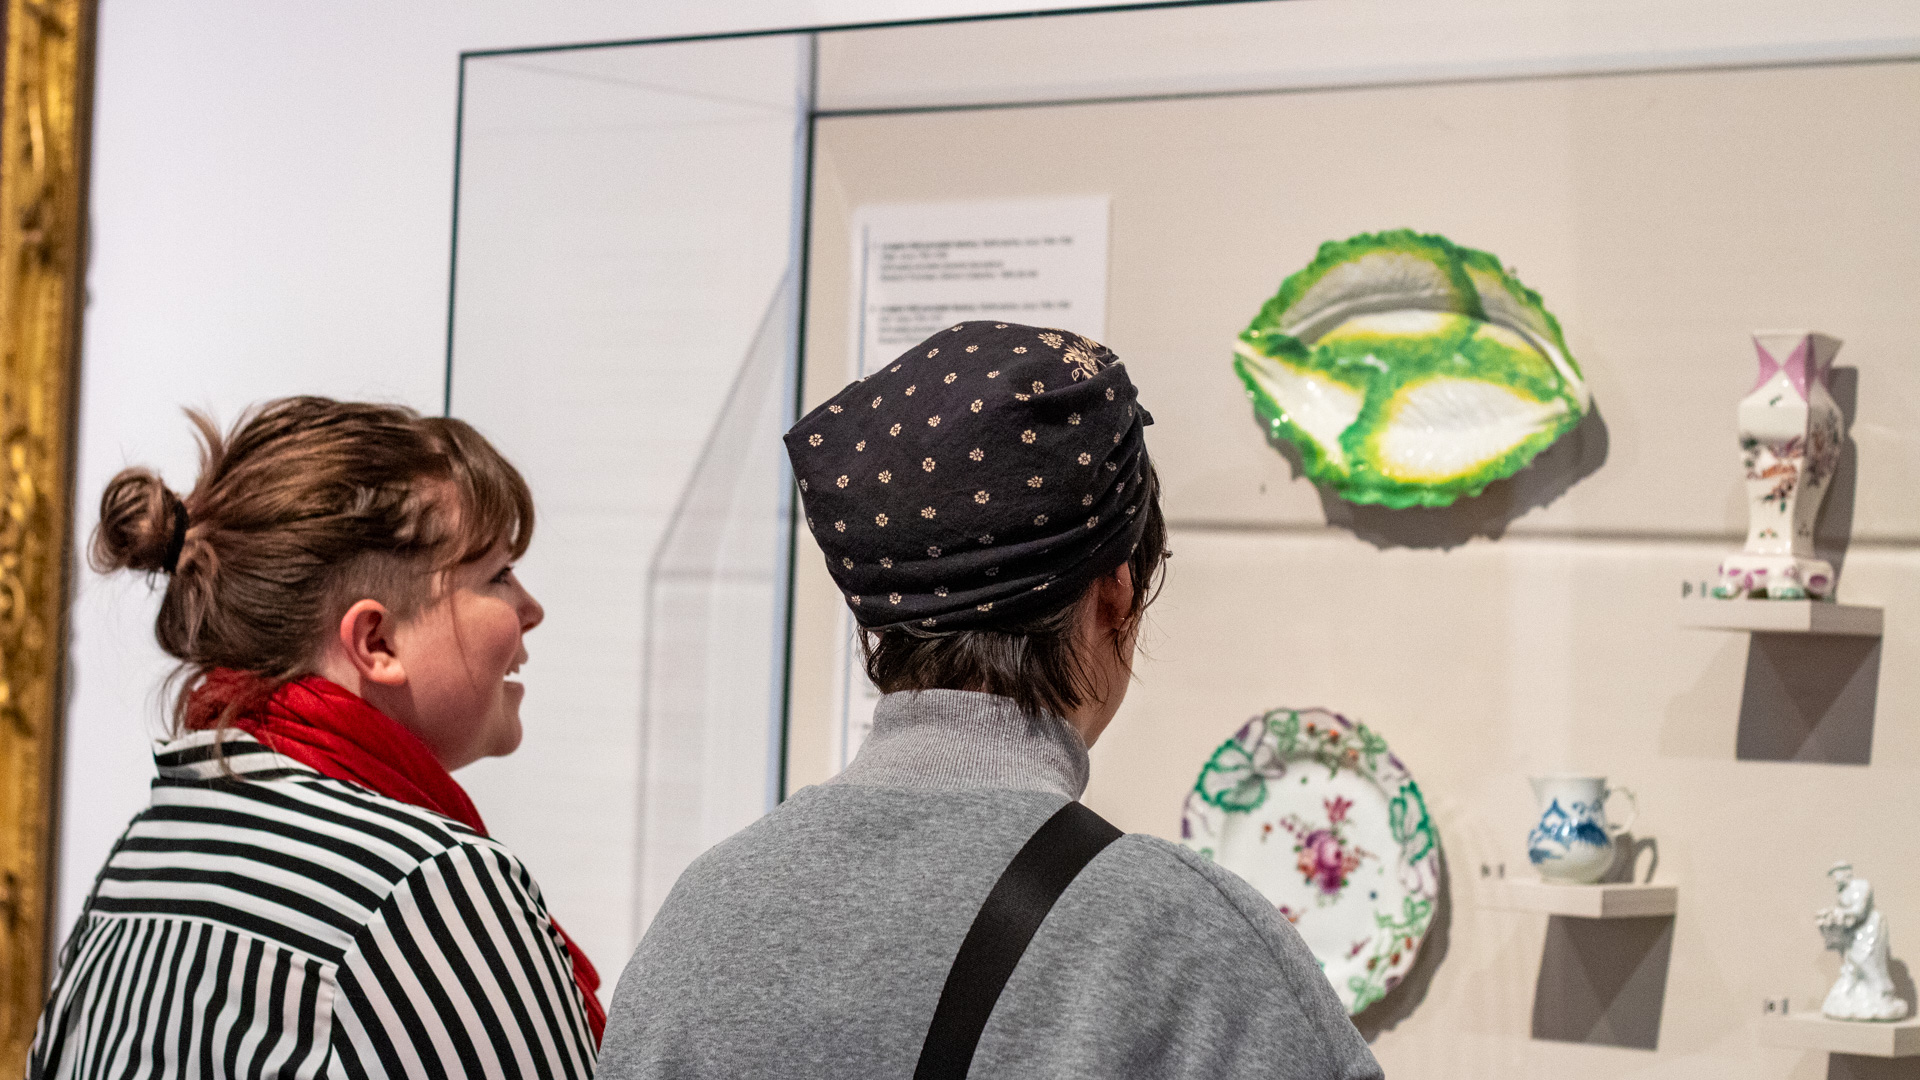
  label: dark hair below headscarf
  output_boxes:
[859,461,1167,720]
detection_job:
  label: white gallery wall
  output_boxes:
[62,0,1147,989]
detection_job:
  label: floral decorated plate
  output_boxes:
[1181,708,1440,1014]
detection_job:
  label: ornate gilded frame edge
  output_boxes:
[0,0,95,1071]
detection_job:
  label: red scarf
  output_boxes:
[187,669,607,1044]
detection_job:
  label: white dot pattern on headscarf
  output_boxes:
[783,320,1153,630]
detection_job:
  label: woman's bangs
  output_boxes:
[435,417,536,565]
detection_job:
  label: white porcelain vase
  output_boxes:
[1714,331,1844,600]
[1527,775,1637,885]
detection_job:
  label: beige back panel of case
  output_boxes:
[791,57,1920,1077]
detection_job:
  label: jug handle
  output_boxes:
[1605,786,1639,836]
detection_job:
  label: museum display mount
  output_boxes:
[1482,880,1678,919]
[1758,1014,1920,1059]
[1676,597,1884,636]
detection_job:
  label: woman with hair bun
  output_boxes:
[30,397,601,1079]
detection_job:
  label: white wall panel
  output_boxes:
[448,36,804,967]
[802,61,1920,543]
[818,0,1920,112]
[795,51,1919,1076]
[1090,530,1918,1077]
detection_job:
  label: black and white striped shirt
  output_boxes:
[30,731,598,1079]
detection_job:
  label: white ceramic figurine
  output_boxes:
[1817,862,1910,1022]
[1714,331,1843,600]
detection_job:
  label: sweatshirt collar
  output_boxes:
[829,689,1089,798]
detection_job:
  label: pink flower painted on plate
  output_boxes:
[1282,795,1375,903]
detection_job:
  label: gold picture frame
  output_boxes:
[0,0,94,1071]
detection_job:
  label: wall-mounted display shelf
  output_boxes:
[1482,880,1677,919]
[1758,1014,1920,1058]
[1677,598,1883,637]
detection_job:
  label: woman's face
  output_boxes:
[389,543,544,770]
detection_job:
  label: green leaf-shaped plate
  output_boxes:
[1235,230,1590,508]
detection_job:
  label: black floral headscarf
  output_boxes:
[784,321,1153,630]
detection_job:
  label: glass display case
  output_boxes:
[445,4,1920,1072]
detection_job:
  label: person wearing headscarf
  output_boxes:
[599,322,1380,1079]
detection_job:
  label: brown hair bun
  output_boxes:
[91,468,189,575]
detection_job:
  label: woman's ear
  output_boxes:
[337,599,408,687]
[1096,562,1135,633]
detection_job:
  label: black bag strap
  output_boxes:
[913,801,1124,1080]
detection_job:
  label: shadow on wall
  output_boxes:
[1355,850,1451,1042]
[1815,367,1860,581]
[1269,404,1611,551]
[1826,1052,1920,1080]
[1530,913,1674,1050]
[1891,958,1918,1019]
[1516,831,1669,1049]
[1736,633,1880,765]
[1602,830,1658,885]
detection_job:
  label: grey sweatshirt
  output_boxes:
[599,690,1383,1080]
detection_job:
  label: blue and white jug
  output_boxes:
[1527,775,1637,884]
